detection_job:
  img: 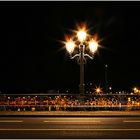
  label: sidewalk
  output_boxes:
[1,111,140,117]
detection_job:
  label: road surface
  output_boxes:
[0,116,140,138]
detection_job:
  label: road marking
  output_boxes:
[43,118,108,119]
[0,120,23,123]
[44,121,101,123]
[0,128,140,131]
[123,120,140,123]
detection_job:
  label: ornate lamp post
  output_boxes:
[65,24,99,98]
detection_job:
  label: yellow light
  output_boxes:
[96,88,101,93]
[89,39,98,53]
[132,101,135,104]
[66,40,75,53]
[128,97,131,102]
[133,87,137,91]
[77,30,87,42]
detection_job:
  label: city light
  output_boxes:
[133,87,137,92]
[109,87,112,90]
[133,87,140,94]
[95,87,101,94]
[128,97,131,102]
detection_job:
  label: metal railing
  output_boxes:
[0,104,140,111]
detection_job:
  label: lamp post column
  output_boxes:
[79,44,85,96]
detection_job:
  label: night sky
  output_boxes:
[0,1,140,93]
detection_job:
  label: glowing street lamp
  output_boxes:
[65,40,75,54]
[64,23,100,97]
[77,30,87,42]
[96,88,101,94]
[89,40,98,53]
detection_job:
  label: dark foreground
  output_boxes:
[1,116,140,138]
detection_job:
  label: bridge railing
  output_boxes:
[0,93,140,111]
[0,104,139,111]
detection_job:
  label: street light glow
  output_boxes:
[96,88,101,93]
[77,30,87,42]
[134,87,137,91]
[66,40,75,54]
[64,23,101,96]
[89,39,98,53]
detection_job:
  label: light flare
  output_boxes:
[76,23,88,42]
[65,40,75,54]
[89,39,98,53]
[95,86,102,94]
[96,88,101,93]
[77,30,87,42]
[133,87,137,91]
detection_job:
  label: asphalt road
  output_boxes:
[1,116,140,138]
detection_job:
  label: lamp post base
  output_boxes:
[78,94,85,111]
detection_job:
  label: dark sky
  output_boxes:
[0,1,140,93]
